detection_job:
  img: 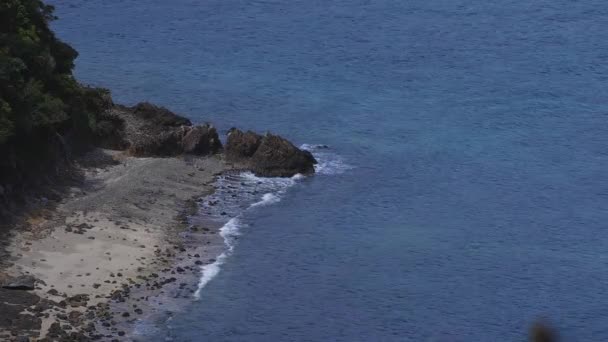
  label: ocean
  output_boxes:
[49,0,608,340]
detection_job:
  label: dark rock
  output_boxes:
[225,129,263,160]
[83,322,96,332]
[110,289,124,302]
[76,223,92,229]
[2,275,37,290]
[68,331,88,341]
[32,299,53,312]
[67,311,83,325]
[47,322,65,338]
[7,314,42,334]
[251,134,317,177]
[47,289,60,296]
[225,129,316,177]
[132,102,191,127]
[85,310,95,320]
[181,125,222,155]
[66,294,89,307]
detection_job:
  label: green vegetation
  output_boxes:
[0,0,108,145]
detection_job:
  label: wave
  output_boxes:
[193,218,240,299]
[250,193,281,207]
[193,144,352,299]
[301,144,354,175]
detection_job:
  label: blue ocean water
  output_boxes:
[48,0,608,340]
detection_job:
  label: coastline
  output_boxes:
[0,149,231,341]
[0,3,318,338]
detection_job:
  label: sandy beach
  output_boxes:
[0,149,230,340]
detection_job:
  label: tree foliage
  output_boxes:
[0,0,107,144]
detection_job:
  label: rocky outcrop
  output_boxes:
[106,103,222,157]
[128,128,184,157]
[66,294,89,308]
[97,106,315,176]
[2,275,37,291]
[181,124,222,155]
[225,129,263,160]
[251,134,317,176]
[131,102,192,128]
[226,129,316,177]
[128,125,222,157]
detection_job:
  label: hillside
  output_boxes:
[0,0,112,215]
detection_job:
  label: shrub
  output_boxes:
[0,0,110,147]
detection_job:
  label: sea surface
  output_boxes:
[49,0,608,340]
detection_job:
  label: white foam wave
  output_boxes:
[194,218,242,299]
[241,171,297,188]
[300,143,329,151]
[314,158,353,175]
[219,217,241,240]
[300,144,354,175]
[251,193,281,207]
[193,253,226,299]
[291,173,305,180]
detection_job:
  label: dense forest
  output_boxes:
[0,0,111,213]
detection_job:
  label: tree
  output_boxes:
[0,0,108,146]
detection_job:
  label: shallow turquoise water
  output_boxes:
[50,0,608,340]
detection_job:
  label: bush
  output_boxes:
[0,0,110,147]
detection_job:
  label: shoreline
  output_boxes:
[0,3,320,340]
[0,149,232,341]
[0,99,318,341]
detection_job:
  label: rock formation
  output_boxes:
[225,128,317,177]
[181,124,222,155]
[101,103,222,157]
